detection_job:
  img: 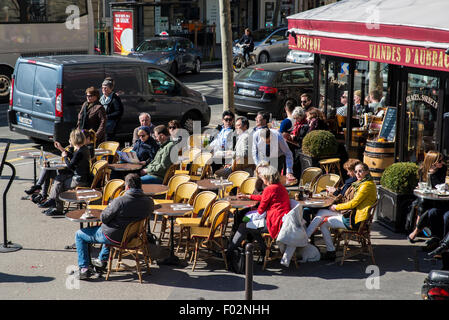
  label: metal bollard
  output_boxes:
[245,243,254,300]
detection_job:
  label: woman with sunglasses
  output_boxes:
[77,87,107,144]
[168,119,182,143]
[306,162,377,261]
[132,126,159,165]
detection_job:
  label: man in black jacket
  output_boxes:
[73,173,154,280]
[238,28,254,65]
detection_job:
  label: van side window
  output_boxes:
[15,63,36,95]
[34,66,58,98]
[291,69,312,84]
[147,69,177,96]
[106,66,142,96]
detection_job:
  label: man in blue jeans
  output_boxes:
[74,173,153,280]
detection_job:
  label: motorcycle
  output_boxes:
[232,43,257,73]
[421,233,449,300]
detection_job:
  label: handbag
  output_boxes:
[229,247,246,274]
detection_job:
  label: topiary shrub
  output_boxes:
[301,130,338,158]
[380,162,419,194]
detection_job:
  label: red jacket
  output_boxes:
[250,183,291,239]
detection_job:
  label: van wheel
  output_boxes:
[170,62,178,76]
[182,111,202,134]
[0,66,13,103]
[192,58,201,74]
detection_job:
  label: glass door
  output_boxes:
[404,73,440,162]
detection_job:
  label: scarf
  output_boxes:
[351,174,373,193]
[100,94,112,111]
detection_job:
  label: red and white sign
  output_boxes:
[112,10,134,55]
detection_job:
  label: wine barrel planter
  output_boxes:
[363,140,395,183]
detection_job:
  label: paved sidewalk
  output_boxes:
[0,167,442,300]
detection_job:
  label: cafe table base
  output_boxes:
[158,216,181,266]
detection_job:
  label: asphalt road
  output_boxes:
[0,70,442,302]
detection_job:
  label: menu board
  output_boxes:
[378,107,397,142]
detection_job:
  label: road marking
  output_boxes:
[0,146,35,152]
[6,157,23,163]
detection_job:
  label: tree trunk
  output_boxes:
[219,0,234,112]
[272,0,282,27]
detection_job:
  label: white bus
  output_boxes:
[0,0,94,102]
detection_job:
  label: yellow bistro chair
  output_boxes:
[189,200,231,271]
[175,151,213,181]
[87,179,125,211]
[300,167,322,187]
[157,182,199,239]
[121,146,133,153]
[175,191,218,255]
[239,177,257,195]
[105,218,151,283]
[96,141,120,162]
[152,174,191,232]
[224,170,251,196]
[312,173,341,194]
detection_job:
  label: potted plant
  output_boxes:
[377,162,419,233]
[299,130,339,174]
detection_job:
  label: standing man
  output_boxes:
[132,113,155,145]
[100,77,124,141]
[140,125,175,184]
[73,173,153,280]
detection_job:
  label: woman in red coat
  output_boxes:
[227,165,291,261]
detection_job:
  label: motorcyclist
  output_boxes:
[238,28,254,65]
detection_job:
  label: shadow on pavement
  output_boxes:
[0,271,54,283]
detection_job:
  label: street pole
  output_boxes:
[218,0,234,113]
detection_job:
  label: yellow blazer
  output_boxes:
[335,179,377,225]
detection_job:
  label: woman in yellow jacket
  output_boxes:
[306,162,377,260]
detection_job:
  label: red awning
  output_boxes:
[287,0,449,72]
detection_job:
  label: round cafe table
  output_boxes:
[18,150,51,185]
[142,184,169,197]
[222,196,259,209]
[94,148,113,157]
[154,203,193,266]
[59,189,102,206]
[197,178,233,198]
[413,189,449,201]
[298,196,334,209]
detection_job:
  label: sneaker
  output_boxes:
[38,199,55,208]
[32,194,46,204]
[45,208,64,216]
[91,258,107,269]
[322,251,336,261]
[25,185,41,195]
[74,267,93,280]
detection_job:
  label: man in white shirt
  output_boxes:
[252,127,296,181]
[209,110,235,172]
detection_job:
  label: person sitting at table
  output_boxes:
[306,162,377,261]
[252,127,296,182]
[132,113,155,145]
[73,173,154,280]
[300,93,313,111]
[209,110,236,172]
[336,91,349,116]
[215,116,252,179]
[168,119,182,143]
[407,151,447,241]
[368,89,383,114]
[289,107,308,147]
[77,87,107,144]
[132,126,159,165]
[279,100,296,137]
[140,125,175,184]
[228,165,291,264]
[306,107,328,132]
[302,158,362,226]
[39,129,92,216]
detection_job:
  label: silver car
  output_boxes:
[234,27,289,64]
[286,50,314,64]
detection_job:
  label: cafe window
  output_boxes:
[404,73,440,163]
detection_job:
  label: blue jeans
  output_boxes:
[75,226,113,268]
[141,174,163,184]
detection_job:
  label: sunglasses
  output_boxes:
[168,126,177,129]
[86,94,94,97]
[301,100,308,104]
[138,134,148,137]
[223,118,233,122]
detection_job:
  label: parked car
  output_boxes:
[8,55,210,144]
[286,49,314,64]
[234,62,314,118]
[127,36,202,76]
[233,27,289,64]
